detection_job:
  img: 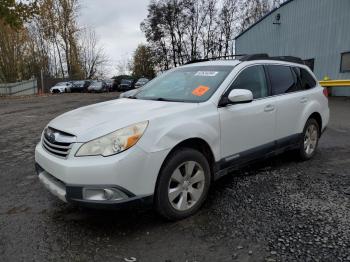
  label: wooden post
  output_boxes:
[40,69,45,95]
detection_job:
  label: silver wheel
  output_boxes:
[304,124,318,156]
[168,161,205,211]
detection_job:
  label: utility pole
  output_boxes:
[40,69,44,95]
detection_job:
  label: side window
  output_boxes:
[230,65,268,99]
[267,65,296,95]
[293,67,317,90]
[340,52,350,73]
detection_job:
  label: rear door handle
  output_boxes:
[264,104,275,112]
[300,97,308,103]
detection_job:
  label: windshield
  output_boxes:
[55,82,67,86]
[74,81,84,86]
[135,66,233,102]
[137,78,148,84]
[121,79,132,84]
[91,81,102,87]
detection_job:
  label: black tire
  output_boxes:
[154,148,211,221]
[297,118,320,161]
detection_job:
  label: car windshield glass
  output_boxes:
[135,66,233,102]
[56,82,66,86]
[137,78,148,83]
[74,81,84,85]
[91,81,102,87]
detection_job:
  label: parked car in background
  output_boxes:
[50,82,73,93]
[134,78,149,88]
[87,81,108,92]
[118,79,135,91]
[105,80,114,91]
[71,80,91,92]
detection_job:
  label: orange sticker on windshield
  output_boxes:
[192,85,209,96]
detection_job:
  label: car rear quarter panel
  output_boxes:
[298,86,329,133]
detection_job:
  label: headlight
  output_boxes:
[75,121,148,157]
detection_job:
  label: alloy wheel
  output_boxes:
[168,161,205,211]
[304,124,318,156]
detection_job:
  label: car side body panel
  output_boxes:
[137,102,221,162]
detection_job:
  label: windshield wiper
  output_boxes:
[153,97,183,102]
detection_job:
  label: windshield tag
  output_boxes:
[192,85,209,96]
[195,71,218,77]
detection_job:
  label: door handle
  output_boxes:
[300,97,308,103]
[264,104,275,112]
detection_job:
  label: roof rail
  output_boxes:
[185,59,210,64]
[184,54,305,65]
[240,54,305,65]
[239,53,269,61]
[185,54,247,65]
[268,56,305,65]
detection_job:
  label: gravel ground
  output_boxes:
[0,93,349,262]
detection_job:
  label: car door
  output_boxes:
[266,65,309,146]
[218,65,277,167]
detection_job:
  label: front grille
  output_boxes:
[42,127,75,158]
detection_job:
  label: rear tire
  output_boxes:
[155,148,211,221]
[297,118,320,161]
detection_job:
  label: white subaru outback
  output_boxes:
[35,55,329,220]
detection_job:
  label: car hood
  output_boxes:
[48,98,198,142]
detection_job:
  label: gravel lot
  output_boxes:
[0,93,349,262]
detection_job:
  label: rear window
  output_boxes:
[293,67,317,90]
[267,65,296,95]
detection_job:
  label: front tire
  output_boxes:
[155,148,211,220]
[298,118,320,160]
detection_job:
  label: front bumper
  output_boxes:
[51,89,64,94]
[35,142,169,207]
[36,163,153,208]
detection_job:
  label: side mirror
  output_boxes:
[227,89,253,104]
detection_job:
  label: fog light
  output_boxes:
[83,187,129,201]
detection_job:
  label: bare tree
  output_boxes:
[240,0,270,31]
[115,55,132,76]
[80,29,108,79]
[200,0,218,58]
